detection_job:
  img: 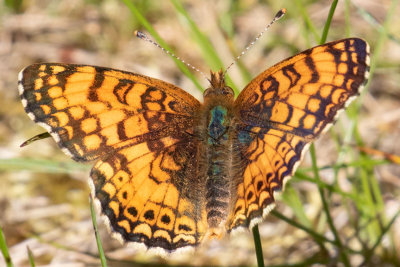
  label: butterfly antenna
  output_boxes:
[223,8,286,76]
[135,31,209,82]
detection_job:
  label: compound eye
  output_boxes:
[222,87,234,96]
[204,88,210,97]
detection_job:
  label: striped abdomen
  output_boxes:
[204,105,233,232]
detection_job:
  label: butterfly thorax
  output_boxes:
[198,71,236,238]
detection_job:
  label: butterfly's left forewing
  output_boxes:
[229,38,370,230]
[19,63,200,161]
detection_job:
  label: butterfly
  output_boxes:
[19,37,370,253]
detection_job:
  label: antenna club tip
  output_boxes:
[276,8,286,19]
[134,30,146,39]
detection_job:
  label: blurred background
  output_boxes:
[1,0,400,266]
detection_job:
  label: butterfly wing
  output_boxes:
[19,64,200,161]
[90,132,206,251]
[229,38,370,229]
[19,63,206,252]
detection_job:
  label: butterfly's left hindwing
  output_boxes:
[90,133,207,251]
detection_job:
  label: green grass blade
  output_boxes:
[293,0,320,43]
[169,0,239,94]
[282,186,311,228]
[252,225,264,267]
[367,0,399,81]
[294,172,359,201]
[90,196,108,267]
[217,4,253,84]
[299,158,389,173]
[363,210,400,264]
[344,0,351,37]
[309,145,350,266]
[0,225,13,267]
[4,0,23,13]
[319,0,338,44]
[120,0,204,92]
[271,210,351,252]
[0,158,89,173]
[354,133,384,243]
[169,0,222,69]
[27,246,35,267]
[352,0,398,118]
[356,5,400,44]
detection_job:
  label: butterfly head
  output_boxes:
[203,70,234,101]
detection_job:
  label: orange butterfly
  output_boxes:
[19,37,369,253]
